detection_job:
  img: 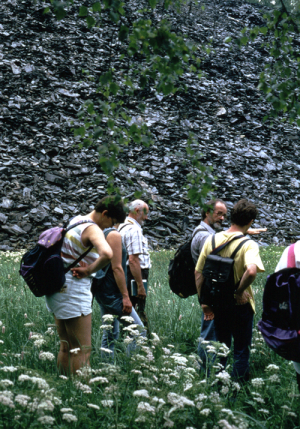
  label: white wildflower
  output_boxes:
[221,386,229,395]
[37,416,55,425]
[0,393,14,408]
[232,382,241,391]
[268,374,280,383]
[62,413,78,422]
[138,377,153,386]
[87,403,100,410]
[265,364,280,372]
[34,339,46,348]
[151,332,160,342]
[216,371,231,385]
[39,351,55,361]
[281,405,291,410]
[221,409,234,416]
[59,375,68,380]
[287,412,297,417]
[137,401,155,414]
[0,340,3,344]
[167,392,194,408]
[101,400,114,407]
[184,383,193,392]
[120,316,135,323]
[251,378,265,388]
[253,397,265,404]
[70,348,80,354]
[131,370,143,375]
[31,376,49,389]
[0,366,18,372]
[74,381,92,393]
[89,376,109,384]
[200,408,211,416]
[0,379,14,387]
[24,323,35,327]
[100,347,113,354]
[259,409,270,414]
[60,408,73,413]
[38,400,55,412]
[133,389,150,398]
[15,394,30,407]
[162,347,171,355]
[102,314,115,323]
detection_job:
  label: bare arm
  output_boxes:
[107,232,132,315]
[195,270,214,321]
[71,225,113,279]
[247,228,267,235]
[128,254,146,299]
[235,263,257,305]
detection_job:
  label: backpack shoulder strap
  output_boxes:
[191,226,207,241]
[211,235,244,255]
[230,238,250,260]
[64,220,97,273]
[287,243,296,268]
[118,223,132,232]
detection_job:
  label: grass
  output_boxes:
[0,245,299,428]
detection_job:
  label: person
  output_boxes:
[192,199,267,371]
[93,223,146,358]
[45,196,126,375]
[191,199,227,371]
[275,241,300,391]
[195,199,265,382]
[118,200,151,327]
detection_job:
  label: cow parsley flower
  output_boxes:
[259,409,269,414]
[133,389,150,398]
[200,408,211,416]
[0,379,14,387]
[216,371,231,385]
[37,416,55,425]
[1,366,18,372]
[0,393,14,408]
[15,394,30,407]
[101,400,114,407]
[265,364,279,372]
[120,316,135,323]
[89,376,109,384]
[251,378,265,388]
[102,314,115,323]
[60,408,73,413]
[268,374,280,383]
[38,400,54,412]
[137,402,155,414]
[39,352,55,361]
[87,403,100,410]
[62,413,78,422]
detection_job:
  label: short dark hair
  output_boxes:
[94,196,126,223]
[201,199,227,220]
[231,199,257,227]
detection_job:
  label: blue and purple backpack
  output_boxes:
[258,244,300,362]
[19,220,95,297]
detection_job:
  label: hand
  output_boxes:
[235,290,251,305]
[70,266,90,279]
[137,284,147,299]
[201,304,214,321]
[247,228,267,235]
[122,296,132,315]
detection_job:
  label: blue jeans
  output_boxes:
[97,293,146,358]
[198,312,217,372]
[214,302,253,382]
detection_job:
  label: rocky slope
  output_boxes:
[0,0,299,251]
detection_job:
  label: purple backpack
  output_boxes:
[19,220,95,297]
[257,244,300,362]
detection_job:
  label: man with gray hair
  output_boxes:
[118,200,151,327]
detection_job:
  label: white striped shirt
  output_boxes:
[61,216,99,268]
[118,217,151,269]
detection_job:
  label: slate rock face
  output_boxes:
[0,0,299,251]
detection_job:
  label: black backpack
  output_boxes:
[20,220,95,297]
[200,235,250,309]
[168,227,205,298]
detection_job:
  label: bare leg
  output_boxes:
[55,314,92,375]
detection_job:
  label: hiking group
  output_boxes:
[21,195,300,391]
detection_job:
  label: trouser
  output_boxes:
[198,312,217,372]
[214,302,253,382]
[127,267,149,328]
[98,297,146,359]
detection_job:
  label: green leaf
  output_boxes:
[92,2,101,12]
[79,6,88,16]
[74,127,85,138]
[86,16,96,28]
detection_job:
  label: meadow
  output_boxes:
[0,245,299,428]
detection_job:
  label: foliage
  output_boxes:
[237,0,300,125]
[0,246,300,428]
[44,0,213,205]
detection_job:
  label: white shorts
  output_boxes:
[45,271,92,320]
